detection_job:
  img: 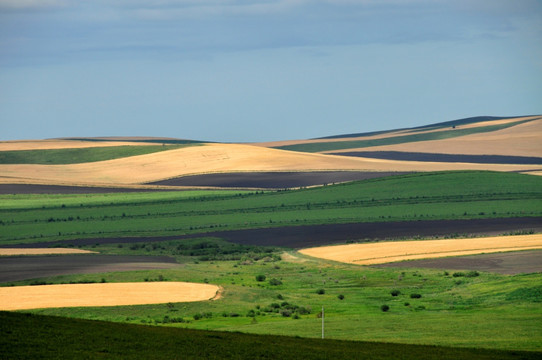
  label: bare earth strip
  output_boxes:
[1,143,540,186]
[0,282,219,310]
[326,118,542,157]
[298,234,542,265]
[0,248,96,256]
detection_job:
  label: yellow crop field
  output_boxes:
[0,139,155,151]
[1,143,540,186]
[0,248,97,256]
[0,282,220,310]
[298,234,542,265]
[327,117,542,157]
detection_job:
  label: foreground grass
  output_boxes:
[1,171,541,244]
[0,144,197,164]
[10,250,542,351]
[3,312,539,360]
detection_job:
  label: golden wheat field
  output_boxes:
[1,142,540,186]
[298,234,542,265]
[0,282,220,310]
[0,248,97,256]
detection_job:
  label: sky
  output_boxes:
[1,0,541,142]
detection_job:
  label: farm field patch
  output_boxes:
[0,248,96,256]
[298,234,542,265]
[0,282,219,310]
[377,249,542,274]
[0,254,180,282]
[148,171,411,188]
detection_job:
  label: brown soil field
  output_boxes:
[377,249,542,275]
[0,282,219,310]
[331,152,542,165]
[326,117,542,158]
[0,248,96,256]
[0,255,180,283]
[5,217,541,250]
[1,143,539,187]
[298,234,542,265]
[148,171,411,188]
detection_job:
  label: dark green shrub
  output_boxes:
[338,294,345,300]
[255,274,266,282]
[269,278,282,286]
[465,271,480,277]
[390,290,400,297]
[381,305,390,312]
[410,293,422,299]
[316,289,325,295]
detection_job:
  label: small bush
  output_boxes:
[381,305,390,312]
[268,278,282,286]
[338,294,345,300]
[316,289,325,295]
[390,290,400,297]
[255,274,266,282]
[410,293,422,299]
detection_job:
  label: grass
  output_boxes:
[275,119,536,153]
[0,144,198,164]
[1,171,540,245]
[5,249,542,351]
[3,312,540,360]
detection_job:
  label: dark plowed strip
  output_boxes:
[0,184,177,194]
[330,151,542,164]
[376,250,542,275]
[4,217,541,249]
[0,255,179,283]
[148,171,411,188]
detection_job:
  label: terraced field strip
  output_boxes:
[0,248,96,256]
[299,234,542,265]
[0,282,219,310]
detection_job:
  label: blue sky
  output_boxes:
[1,0,541,142]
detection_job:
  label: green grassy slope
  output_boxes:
[275,119,536,153]
[1,171,540,245]
[0,144,199,164]
[2,312,539,360]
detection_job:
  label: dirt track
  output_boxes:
[4,217,541,249]
[0,255,180,283]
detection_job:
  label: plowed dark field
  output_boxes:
[330,151,542,164]
[377,250,542,274]
[148,171,411,188]
[5,217,541,249]
[0,255,179,283]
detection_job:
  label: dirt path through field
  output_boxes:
[299,234,542,265]
[0,282,219,310]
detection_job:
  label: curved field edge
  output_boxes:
[275,118,538,153]
[1,313,538,360]
[298,234,542,265]
[1,171,541,245]
[0,282,219,310]
[0,144,200,164]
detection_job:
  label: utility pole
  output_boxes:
[321,307,325,339]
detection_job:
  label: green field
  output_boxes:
[1,171,541,245]
[6,248,542,351]
[275,119,536,153]
[0,144,199,164]
[3,312,539,360]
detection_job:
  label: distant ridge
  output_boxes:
[58,137,205,145]
[315,115,538,140]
